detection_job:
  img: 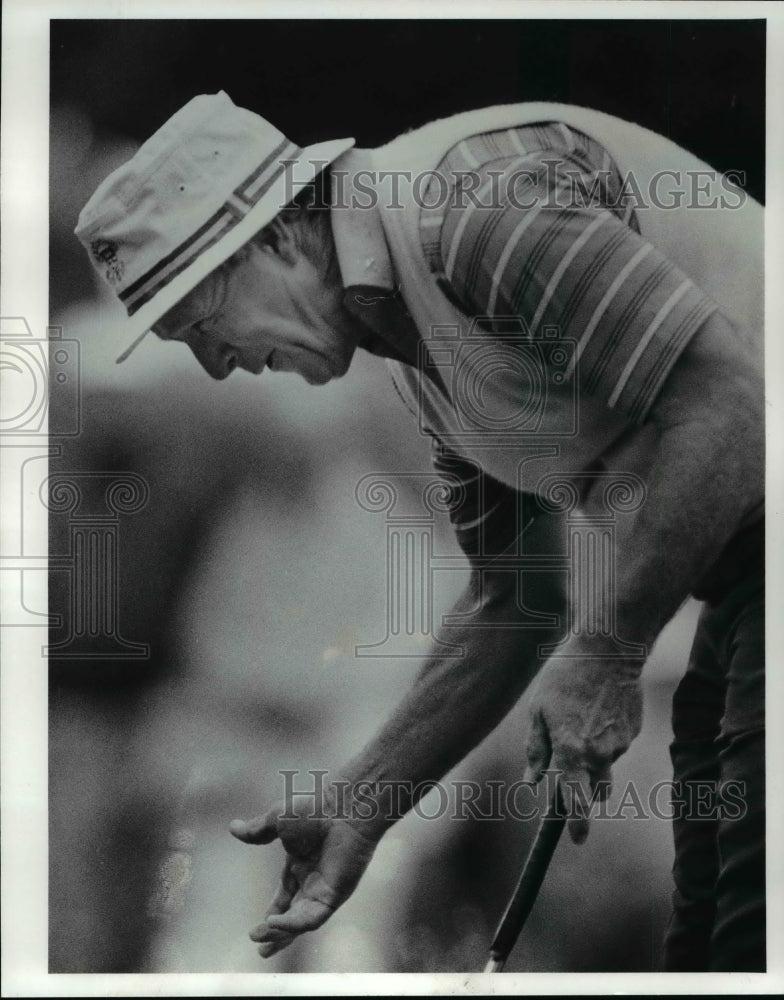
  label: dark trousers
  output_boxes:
[662,549,765,971]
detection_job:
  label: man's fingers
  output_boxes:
[265,856,298,917]
[251,921,294,944]
[522,765,541,786]
[266,895,334,934]
[251,857,299,953]
[250,921,292,944]
[250,921,296,959]
[593,766,613,802]
[252,889,333,956]
[258,940,289,959]
[229,808,280,845]
[524,709,551,784]
[249,859,332,956]
[558,767,593,845]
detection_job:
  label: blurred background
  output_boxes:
[48,18,764,974]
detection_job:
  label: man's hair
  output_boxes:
[222,165,338,282]
[154,166,339,338]
[276,165,337,273]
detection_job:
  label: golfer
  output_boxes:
[76,92,764,971]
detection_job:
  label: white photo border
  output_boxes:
[2,1,782,995]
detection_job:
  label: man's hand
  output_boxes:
[230,797,378,958]
[523,654,643,844]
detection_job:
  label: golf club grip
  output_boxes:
[487,783,566,965]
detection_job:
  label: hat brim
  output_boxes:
[115,135,355,363]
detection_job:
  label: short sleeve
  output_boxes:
[436,150,718,425]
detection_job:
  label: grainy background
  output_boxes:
[48,18,764,974]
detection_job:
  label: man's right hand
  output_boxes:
[522,651,644,844]
[229,797,378,958]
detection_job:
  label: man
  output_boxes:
[76,91,764,971]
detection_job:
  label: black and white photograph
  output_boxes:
[2,1,782,994]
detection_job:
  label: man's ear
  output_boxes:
[262,213,299,266]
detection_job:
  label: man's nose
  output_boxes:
[190,340,239,380]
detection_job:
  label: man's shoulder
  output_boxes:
[374,103,584,170]
[378,102,628,149]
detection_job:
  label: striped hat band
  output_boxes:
[74,91,355,362]
[119,137,302,317]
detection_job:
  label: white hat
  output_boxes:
[75,91,354,363]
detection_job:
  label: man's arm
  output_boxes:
[230,305,762,955]
[334,511,565,834]
[231,454,567,955]
[522,306,763,839]
[593,307,761,634]
[428,136,763,840]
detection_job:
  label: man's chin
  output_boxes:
[298,361,337,386]
[300,353,353,385]
[301,370,332,386]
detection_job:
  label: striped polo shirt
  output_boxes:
[418,122,717,424]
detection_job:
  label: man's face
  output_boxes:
[154,224,357,385]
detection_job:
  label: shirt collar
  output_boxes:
[328,151,450,393]
[329,147,423,367]
[330,147,396,290]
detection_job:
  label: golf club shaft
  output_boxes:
[484,780,566,972]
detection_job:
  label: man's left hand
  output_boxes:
[522,654,643,844]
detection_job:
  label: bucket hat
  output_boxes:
[75,91,355,363]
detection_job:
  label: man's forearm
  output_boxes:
[333,565,563,839]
